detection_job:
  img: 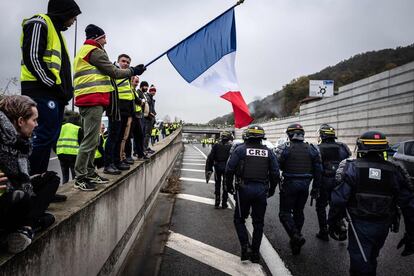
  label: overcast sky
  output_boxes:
[1,0,413,123]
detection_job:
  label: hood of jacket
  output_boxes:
[47,0,82,31]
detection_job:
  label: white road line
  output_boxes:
[166,231,266,276]
[182,163,205,166]
[229,196,292,276]
[49,157,58,160]
[176,193,231,209]
[181,168,204,172]
[179,177,215,184]
[183,159,206,162]
[192,144,292,276]
[193,145,208,159]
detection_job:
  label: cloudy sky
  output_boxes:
[1,0,413,122]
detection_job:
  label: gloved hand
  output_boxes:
[205,171,213,184]
[397,233,414,256]
[132,64,146,76]
[328,222,347,241]
[310,188,320,200]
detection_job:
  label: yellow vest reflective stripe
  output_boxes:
[117,79,134,101]
[73,44,113,97]
[20,14,68,85]
[133,90,142,112]
[56,123,80,155]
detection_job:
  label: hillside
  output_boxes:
[209,44,414,125]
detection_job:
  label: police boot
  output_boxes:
[250,250,260,263]
[290,233,306,255]
[316,227,329,241]
[215,195,220,209]
[241,244,251,261]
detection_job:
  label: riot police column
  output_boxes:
[205,131,233,208]
[315,124,351,241]
[275,123,322,255]
[328,131,414,276]
[226,125,280,263]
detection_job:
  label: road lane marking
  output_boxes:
[182,163,205,166]
[228,196,292,276]
[166,231,266,276]
[193,144,292,276]
[183,158,206,162]
[176,193,231,209]
[181,168,204,172]
[193,145,208,159]
[179,177,215,184]
[50,157,58,160]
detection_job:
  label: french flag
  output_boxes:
[166,8,253,128]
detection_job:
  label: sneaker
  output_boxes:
[7,226,34,253]
[138,155,149,160]
[74,178,97,191]
[33,213,55,232]
[104,164,122,175]
[52,193,67,203]
[147,149,155,154]
[88,173,109,184]
[290,234,306,255]
[124,157,134,164]
[116,162,130,171]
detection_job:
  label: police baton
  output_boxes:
[236,189,242,219]
[346,209,368,263]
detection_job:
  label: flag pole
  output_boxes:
[117,0,245,87]
[72,19,78,111]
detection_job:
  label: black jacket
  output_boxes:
[20,0,81,105]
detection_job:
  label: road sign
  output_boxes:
[309,80,334,97]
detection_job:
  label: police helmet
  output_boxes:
[245,125,265,140]
[220,131,233,141]
[319,124,336,140]
[356,131,389,153]
[286,123,305,141]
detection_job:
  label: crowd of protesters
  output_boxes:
[0,0,180,254]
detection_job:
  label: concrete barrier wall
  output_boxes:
[236,61,414,151]
[0,130,183,276]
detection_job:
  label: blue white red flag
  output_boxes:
[166,8,253,128]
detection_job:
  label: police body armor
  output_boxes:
[214,143,231,165]
[319,142,341,177]
[241,144,269,182]
[284,142,312,174]
[349,160,395,220]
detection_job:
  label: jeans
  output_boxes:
[29,97,64,175]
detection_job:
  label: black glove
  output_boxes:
[328,222,347,241]
[310,188,320,200]
[132,64,146,76]
[397,233,414,256]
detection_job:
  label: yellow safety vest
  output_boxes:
[151,128,157,136]
[117,79,134,101]
[95,134,105,159]
[133,89,142,112]
[20,14,69,85]
[56,123,80,155]
[73,44,113,98]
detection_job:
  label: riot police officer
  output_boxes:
[315,124,351,241]
[275,123,322,255]
[328,131,414,276]
[206,131,233,208]
[226,125,280,262]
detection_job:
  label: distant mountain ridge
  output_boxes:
[209,44,414,125]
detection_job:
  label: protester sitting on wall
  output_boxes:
[0,95,59,253]
[56,111,83,184]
